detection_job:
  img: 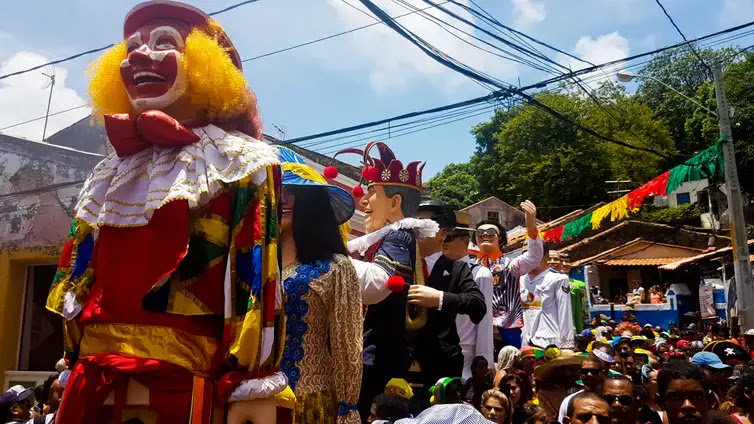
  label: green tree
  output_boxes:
[426,162,482,210]
[634,47,736,155]
[685,52,754,195]
[463,88,674,220]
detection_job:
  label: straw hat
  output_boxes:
[534,350,586,381]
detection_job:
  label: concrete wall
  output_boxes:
[0,135,102,386]
[0,135,102,249]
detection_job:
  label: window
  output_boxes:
[487,211,500,223]
[19,265,63,371]
[676,192,691,205]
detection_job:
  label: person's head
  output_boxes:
[360,184,420,233]
[471,356,490,380]
[564,391,610,424]
[691,351,731,389]
[0,386,33,421]
[282,185,349,264]
[481,389,512,424]
[581,356,606,391]
[475,220,505,254]
[497,346,521,373]
[601,376,636,424]
[643,367,659,402]
[575,336,590,353]
[658,361,709,424]
[41,373,62,413]
[534,244,552,272]
[416,200,454,255]
[735,362,754,413]
[442,228,471,260]
[517,403,548,424]
[500,372,531,407]
[368,393,410,423]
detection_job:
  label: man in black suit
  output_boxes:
[408,198,486,408]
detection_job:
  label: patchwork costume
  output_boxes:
[46,2,285,423]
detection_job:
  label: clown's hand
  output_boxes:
[408,285,443,309]
[521,200,538,239]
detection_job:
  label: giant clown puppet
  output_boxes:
[46,2,286,423]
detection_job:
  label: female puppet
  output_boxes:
[277,147,362,423]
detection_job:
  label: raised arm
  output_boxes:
[508,200,543,277]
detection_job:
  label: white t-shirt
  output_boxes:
[520,268,575,348]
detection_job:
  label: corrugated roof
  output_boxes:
[604,258,693,266]
[659,239,754,270]
[571,238,704,267]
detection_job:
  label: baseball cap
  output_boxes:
[744,329,754,337]
[691,352,730,369]
[0,385,33,409]
[593,349,616,364]
[644,323,652,328]
[581,329,594,337]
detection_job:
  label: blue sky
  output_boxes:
[1,0,753,177]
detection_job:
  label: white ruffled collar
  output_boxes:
[347,217,439,254]
[75,124,279,228]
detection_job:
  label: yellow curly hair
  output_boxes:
[87,23,257,133]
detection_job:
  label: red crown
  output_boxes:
[332,142,425,196]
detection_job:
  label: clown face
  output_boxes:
[121,20,189,112]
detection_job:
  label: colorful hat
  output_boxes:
[331,141,425,198]
[124,1,242,69]
[520,345,545,360]
[385,378,414,400]
[429,377,461,405]
[278,147,355,225]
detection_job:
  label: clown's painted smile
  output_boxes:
[120,22,188,112]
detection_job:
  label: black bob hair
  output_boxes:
[289,185,349,265]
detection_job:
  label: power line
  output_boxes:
[242,1,452,62]
[0,105,89,132]
[654,0,714,77]
[282,24,754,147]
[0,0,263,82]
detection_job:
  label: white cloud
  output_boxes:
[0,51,91,141]
[554,32,630,91]
[719,0,754,24]
[311,0,520,94]
[512,0,545,29]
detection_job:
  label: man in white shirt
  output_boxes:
[520,245,575,349]
[442,222,495,381]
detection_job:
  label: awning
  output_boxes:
[572,238,705,267]
[659,240,754,271]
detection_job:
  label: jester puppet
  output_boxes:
[328,142,438,419]
[46,2,286,423]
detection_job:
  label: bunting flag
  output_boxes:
[549,136,727,243]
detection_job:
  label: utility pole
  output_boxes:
[713,63,754,329]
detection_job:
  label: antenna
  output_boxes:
[41,65,56,141]
[271,123,287,141]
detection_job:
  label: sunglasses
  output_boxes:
[444,233,464,243]
[603,394,634,406]
[665,390,706,403]
[581,368,602,376]
[475,228,499,237]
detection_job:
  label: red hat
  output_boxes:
[333,141,425,193]
[124,1,242,70]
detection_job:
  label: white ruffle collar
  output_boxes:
[75,124,279,228]
[347,217,439,254]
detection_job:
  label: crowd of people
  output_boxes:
[360,314,754,424]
